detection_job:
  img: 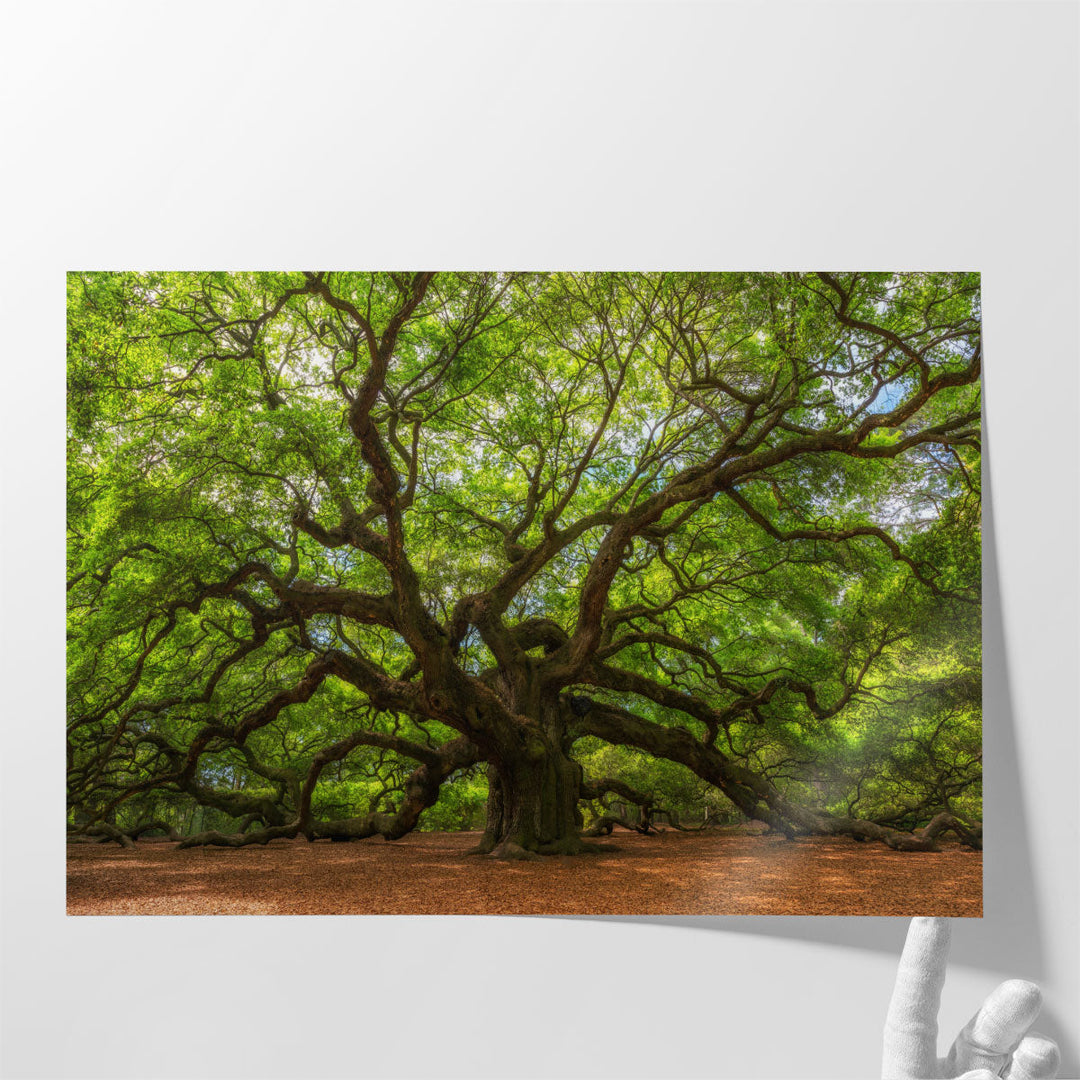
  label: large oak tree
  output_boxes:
[67,271,982,858]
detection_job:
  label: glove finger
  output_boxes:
[883,918,952,1078]
[957,1071,1001,1080]
[1003,1033,1061,1080]
[946,980,1043,1076]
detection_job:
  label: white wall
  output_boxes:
[1,3,1076,1077]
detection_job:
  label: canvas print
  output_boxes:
[66,271,982,915]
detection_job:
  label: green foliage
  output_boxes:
[420,773,489,831]
[67,271,981,839]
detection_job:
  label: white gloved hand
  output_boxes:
[883,917,1060,1080]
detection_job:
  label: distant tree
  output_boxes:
[67,271,981,857]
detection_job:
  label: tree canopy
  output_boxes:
[66,271,982,858]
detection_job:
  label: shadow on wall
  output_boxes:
[555,418,1077,1071]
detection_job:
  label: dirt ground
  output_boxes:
[67,827,982,916]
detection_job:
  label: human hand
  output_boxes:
[883,917,1060,1079]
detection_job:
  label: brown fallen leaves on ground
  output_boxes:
[66,827,982,917]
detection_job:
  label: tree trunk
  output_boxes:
[473,695,592,859]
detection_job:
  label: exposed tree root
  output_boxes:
[489,841,543,861]
[465,832,497,856]
[535,836,609,855]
